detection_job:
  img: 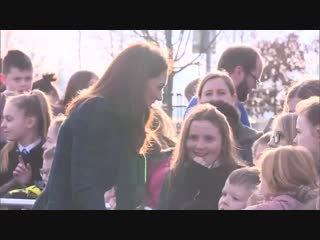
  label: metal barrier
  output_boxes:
[0,198,151,210]
[162,93,187,134]
[0,198,35,209]
[0,198,112,210]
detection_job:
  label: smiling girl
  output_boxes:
[158,104,244,210]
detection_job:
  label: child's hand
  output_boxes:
[13,155,32,186]
[109,196,116,210]
[104,187,116,210]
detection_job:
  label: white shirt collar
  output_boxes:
[2,90,16,98]
[18,138,42,153]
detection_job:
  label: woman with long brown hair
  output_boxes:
[33,42,170,210]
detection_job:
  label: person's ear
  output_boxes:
[230,66,245,86]
[26,116,37,129]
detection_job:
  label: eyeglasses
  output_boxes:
[272,132,281,144]
[248,71,261,85]
[271,131,285,145]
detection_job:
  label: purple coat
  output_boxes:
[244,194,303,210]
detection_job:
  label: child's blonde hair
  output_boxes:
[296,96,320,127]
[227,167,260,190]
[284,79,320,113]
[0,90,52,172]
[261,146,319,202]
[271,113,298,146]
[252,132,272,158]
[145,104,177,154]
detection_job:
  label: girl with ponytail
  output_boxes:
[0,90,51,196]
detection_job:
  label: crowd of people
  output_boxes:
[0,41,319,210]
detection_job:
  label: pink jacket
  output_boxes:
[145,156,171,209]
[244,194,303,210]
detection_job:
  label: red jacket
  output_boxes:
[146,153,171,209]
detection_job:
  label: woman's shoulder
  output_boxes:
[245,194,302,210]
[71,97,117,122]
[72,96,112,115]
[273,194,303,209]
[68,97,120,134]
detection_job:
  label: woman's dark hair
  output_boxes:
[67,42,170,153]
[206,100,240,135]
[32,73,60,102]
[63,70,98,106]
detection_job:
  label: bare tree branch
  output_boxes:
[109,31,115,58]
[174,30,222,74]
[94,32,116,59]
[133,30,145,39]
[173,61,200,71]
[173,58,202,74]
[78,30,82,69]
[173,30,186,61]
[203,30,222,53]
[173,30,184,46]
[133,30,160,46]
[144,30,159,45]
[175,30,192,62]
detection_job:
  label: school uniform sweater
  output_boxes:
[0,142,43,188]
[158,160,239,210]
